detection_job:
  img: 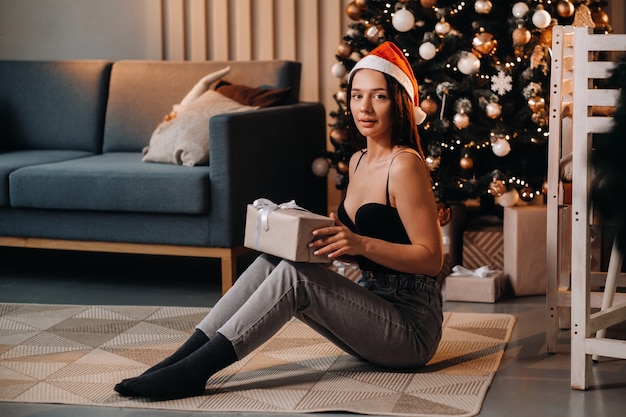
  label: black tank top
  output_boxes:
[337,151,414,274]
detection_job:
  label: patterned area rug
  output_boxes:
[0,303,515,417]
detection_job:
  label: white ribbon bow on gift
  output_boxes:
[252,198,306,250]
[450,265,494,278]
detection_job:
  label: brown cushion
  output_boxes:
[215,81,291,107]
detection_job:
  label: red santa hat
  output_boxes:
[349,41,427,124]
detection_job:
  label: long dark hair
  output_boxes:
[346,70,425,160]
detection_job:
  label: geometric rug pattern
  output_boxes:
[0,303,515,417]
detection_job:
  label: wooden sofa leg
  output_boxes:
[221,255,236,295]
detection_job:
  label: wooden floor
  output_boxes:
[0,247,625,417]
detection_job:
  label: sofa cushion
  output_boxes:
[0,150,94,207]
[103,60,301,153]
[9,152,211,214]
[214,81,292,107]
[142,90,257,166]
[0,60,111,152]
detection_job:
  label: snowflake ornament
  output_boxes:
[491,71,512,96]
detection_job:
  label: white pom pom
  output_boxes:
[415,106,427,125]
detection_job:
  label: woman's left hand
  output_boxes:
[309,212,363,260]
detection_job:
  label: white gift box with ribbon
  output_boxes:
[443,265,509,303]
[244,198,334,263]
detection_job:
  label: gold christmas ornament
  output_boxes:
[539,25,554,47]
[355,0,368,9]
[346,2,362,21]
[330,127,348,143]
[337,161,349,174]
[460,154,474,170]
[556,0,575,18]
[512,27,532,46]
[489,179,506,197]
[337,42,352,58]
[527,95,546,112]
[437,202,452,226]
[365,24,384,41]
[591,8,609,27]
[472,31,498,56]
[420,0,437,9]
[420,97,439,116]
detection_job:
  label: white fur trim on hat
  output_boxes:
[350,54,415,102]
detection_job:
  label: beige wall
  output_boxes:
[1,0,624,211]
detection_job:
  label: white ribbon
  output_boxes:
[252,198,305,250]
[450,265,494,278]
[332,260,360,277]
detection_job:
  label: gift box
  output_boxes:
[462,220,504,270]
[503,205,547,295]
[443,266,508,303]
[244,199,334,263]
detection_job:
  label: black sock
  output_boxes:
[141,329,209,375]
[114,332,237,400]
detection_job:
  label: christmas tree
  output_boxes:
[314,0,612,208]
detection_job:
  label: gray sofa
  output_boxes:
[0,59,327,293]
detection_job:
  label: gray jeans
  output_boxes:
[197,254,443,369]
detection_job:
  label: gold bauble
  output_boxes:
[513,27,532,47]
[337,42,352,58]
[420,97,439,116]
[437,203,452,226]
[337,161,349,174]
[346,2,361,21]
[330,128,348,143]
[556,1,575,18]
[527,95,546,112]
[355,0,369,9]
[420,0,437,8]
[489,179,506,197]
[539,26,553,47]
[460,155,474,170]
[472,31,498,56]
[591,8,609,27]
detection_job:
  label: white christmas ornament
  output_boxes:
[311,157,330,177]
[512,2,530,18]
[492,137,511,156]
[435,20,451,36]
[486,102,502,119]
[457,52,480,75]
[392,8,415,32]
[331,62,347,78]
[496,189,519,207]
[474,0,493,15]
[336,90,347,104]
[419,42,437,60]
[453,112,470,129]
[532,9,552,29]
[491,71,513,95]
